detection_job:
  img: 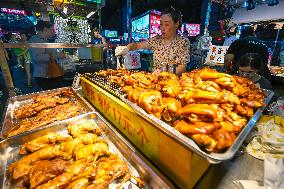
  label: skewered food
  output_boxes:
[8,88,88,137]
[92,68,267,152]
[8,121,138,189]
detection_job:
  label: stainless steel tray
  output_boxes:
[0,87,95,139]
[82,76,275,163]
[0,112,173,189]
[120,89,274,163]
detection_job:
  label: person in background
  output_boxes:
[115,7,190,76]
[16,33,32,87]
[28,21,65,90]
[182,30,189,39]
[224,26,270,79]
[238,53,272,90]
[223,26,237,46]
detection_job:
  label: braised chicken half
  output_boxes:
[9,121,139,189]
[93,68,267,152]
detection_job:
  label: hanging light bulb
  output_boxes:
[246,0,256,10]
[268,0,279,6]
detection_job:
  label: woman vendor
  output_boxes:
[115,7,190,76]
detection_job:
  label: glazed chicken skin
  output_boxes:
[9,121,136,189]
[19,133,71,155]
[9,146,70,180]
[67,121,102,138]
[93,68,267,152]
[162,98,181,122]
[29,159,70,189]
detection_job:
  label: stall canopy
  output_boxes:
[231,1,284,25]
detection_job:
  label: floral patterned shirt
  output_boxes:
[148,35,190,69]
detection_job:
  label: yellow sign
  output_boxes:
[81,78,160,159]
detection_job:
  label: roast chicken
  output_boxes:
[9,121,136,189]
[94,68,267,152]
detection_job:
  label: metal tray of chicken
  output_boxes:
[120,89,274,163]
[0,87,94,139]
[0,112,174,189]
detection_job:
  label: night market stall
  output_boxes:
[0,0,284,189]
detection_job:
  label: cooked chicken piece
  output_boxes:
[35,172,73,189]
[138,90,164,119]
[126,89,145,105]
[19,133,71,155]
[10,146,69,180]
[219,121,238,132]
[174,120,218,135]
[177,104,218,120]
[162,98,181,122]
[87,155,130,189]
[195,81,222,92]
[68,121,102,138]
[183,89,241,105]
[60,133,101,158]
[158,79,181,98]
[212,129,237,151]
[67,178,89,189]
[29,159,70,189]
[75,141,109,160]
[234,104,254,118]
[157,72,179,82]
[36,160,89,189]
[191,134,217,152]
[240,98,265,108]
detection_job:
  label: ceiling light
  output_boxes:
[86,10,98,19]
[268,0,279,6]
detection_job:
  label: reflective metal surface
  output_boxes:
[0,112,174,189]
[0,87,94,139]
[82,76,274,163]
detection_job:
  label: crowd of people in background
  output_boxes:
[0,16,283,93]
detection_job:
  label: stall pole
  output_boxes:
[201,0,212,65]
[98,7,102,34]
[0,42,15,96]
[204,0,212,36]
[127,0,132,43]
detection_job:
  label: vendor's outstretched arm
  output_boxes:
[127,41,150,51]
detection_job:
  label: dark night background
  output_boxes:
[101,0,204,34]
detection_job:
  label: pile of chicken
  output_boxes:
[8,89,87,137]
[9,121,137,189]
[96,68,267,152]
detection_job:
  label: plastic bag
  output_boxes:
[123,51,141,70]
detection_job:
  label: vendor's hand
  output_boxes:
[115,46,129,56]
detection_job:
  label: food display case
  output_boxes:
[0,112,174,188]
[80,70,274,189]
